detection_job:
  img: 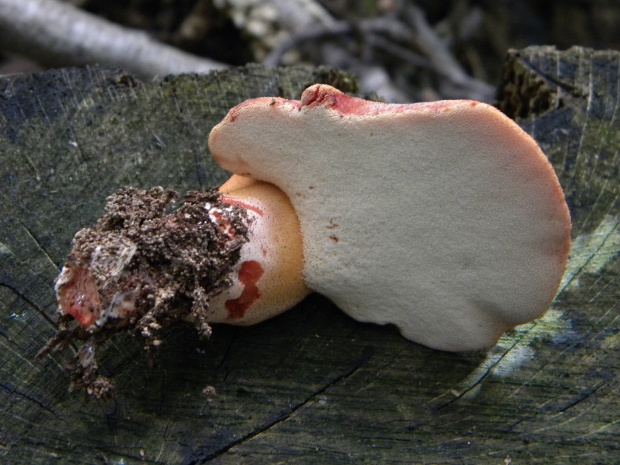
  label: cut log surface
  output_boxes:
[1,49,619,464]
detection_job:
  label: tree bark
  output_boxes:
[1,49,619,464]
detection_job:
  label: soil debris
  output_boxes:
[39,186,250,398]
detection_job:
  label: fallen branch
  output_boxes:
[0,0,227,79]
[263,18,430,69]
[404,5,493,101]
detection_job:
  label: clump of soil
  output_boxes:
[39,187,250,398]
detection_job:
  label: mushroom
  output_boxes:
[43,84,571,397]
[208,84,571,352]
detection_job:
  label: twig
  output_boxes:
[364,33,431,69]
[263,22,351,67]
[0,0,227,79]
[404,5,494,101]
[264,17,429,67]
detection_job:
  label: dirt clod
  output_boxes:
[40,187,250,397]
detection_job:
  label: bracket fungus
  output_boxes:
[42,84,570,396]
[208,84,571,352]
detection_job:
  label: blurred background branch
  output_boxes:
[0,0,618,101]
[0,0,227,80]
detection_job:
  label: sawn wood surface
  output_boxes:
[1,48,619,464]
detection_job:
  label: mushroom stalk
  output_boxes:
[40,180,308,397]
[210,176,310,324]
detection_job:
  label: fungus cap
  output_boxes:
[209,84,571,352]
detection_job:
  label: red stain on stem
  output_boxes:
[221,196,264,216]
[225,260,264,320]
[57,266,101,328]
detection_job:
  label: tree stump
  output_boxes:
[1,48,619,464]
